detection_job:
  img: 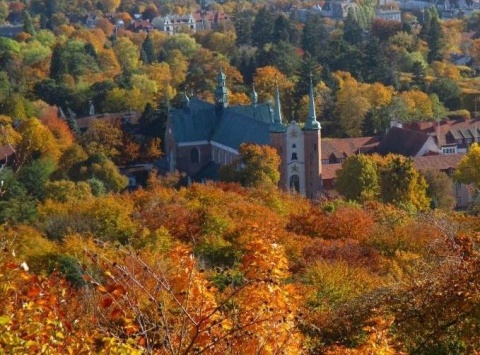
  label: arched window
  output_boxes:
[291,152,298,161]
[290,175,300,193]
[190,147,200,163]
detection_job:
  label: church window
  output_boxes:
[291,152,298,161]
[292,144,296,148]
[190,147,200,163]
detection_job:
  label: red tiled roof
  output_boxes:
[413,154,463,172]
[321,136,380,160]
[322,163,342,180]
[76,112,141,130]
[403,118,480,147]
[0,144,15,160]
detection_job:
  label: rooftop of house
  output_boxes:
[413,154,463,172]
[403,118,480,146]
[321,136,381,161]
[0,144,15,161]
[377,126,433,156]
[76,111,141,131]
[321,163,342,180]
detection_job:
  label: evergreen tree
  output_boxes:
[294,52,322,101]
[233,9,255,46]
[49,44,65,82]
[411,61,427,90]
[22,11,36,36]
[273,14,299,45]
[302,13,328,62]
[141,35,156,64]
[427,13,443,63]
[362,38,389,83]
[252,7,275,49]
[343,10,363,45]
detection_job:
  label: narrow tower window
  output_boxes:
[190,147,200,163]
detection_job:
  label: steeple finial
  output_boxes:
[304,75,321,130]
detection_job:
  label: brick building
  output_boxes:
[164,70,323,199]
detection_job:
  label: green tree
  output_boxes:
[17,158,57,201]
[273,13,299,45]
[252,7,275,49]
[233,9,255,46]
[429,78,461,110]
[141,34,156,64]
[336,155,379,202]
[22,10,36,36]
[343,10,363,45]
[302,13,328,62]
[411,60,427,90]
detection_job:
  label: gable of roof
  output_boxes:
[321,136,381,160]
[377,127,431,156]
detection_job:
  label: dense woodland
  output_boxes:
[1,0,480,353]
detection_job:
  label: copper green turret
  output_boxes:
[304,77,321,130]
[215,68,228,108]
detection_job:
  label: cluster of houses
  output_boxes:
[159,70,479,208]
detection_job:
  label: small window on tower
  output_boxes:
[292,144,296,148]
[291,153,298,161]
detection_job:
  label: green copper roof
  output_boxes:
[170,98,217,143]
[170,97,272,150]
[212,110,271,149]
[228,102,273,124]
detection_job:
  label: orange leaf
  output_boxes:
[101,297,113,308]
[111,308,122,319]
[27,285,41,298]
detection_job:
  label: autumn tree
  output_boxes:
[219,143,280,188]
[455,142,480,197]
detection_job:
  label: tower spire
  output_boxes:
[215,67,228,108]
[270,82,286,132]
[304,75,321,130]
[250,84,258,107]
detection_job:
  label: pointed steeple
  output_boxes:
[182,91,190,108]
[250,85,258,107]
[304,76,321,130]
[215,67,228,108]
[270,82,286,132]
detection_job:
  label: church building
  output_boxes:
[164,70,323,199]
